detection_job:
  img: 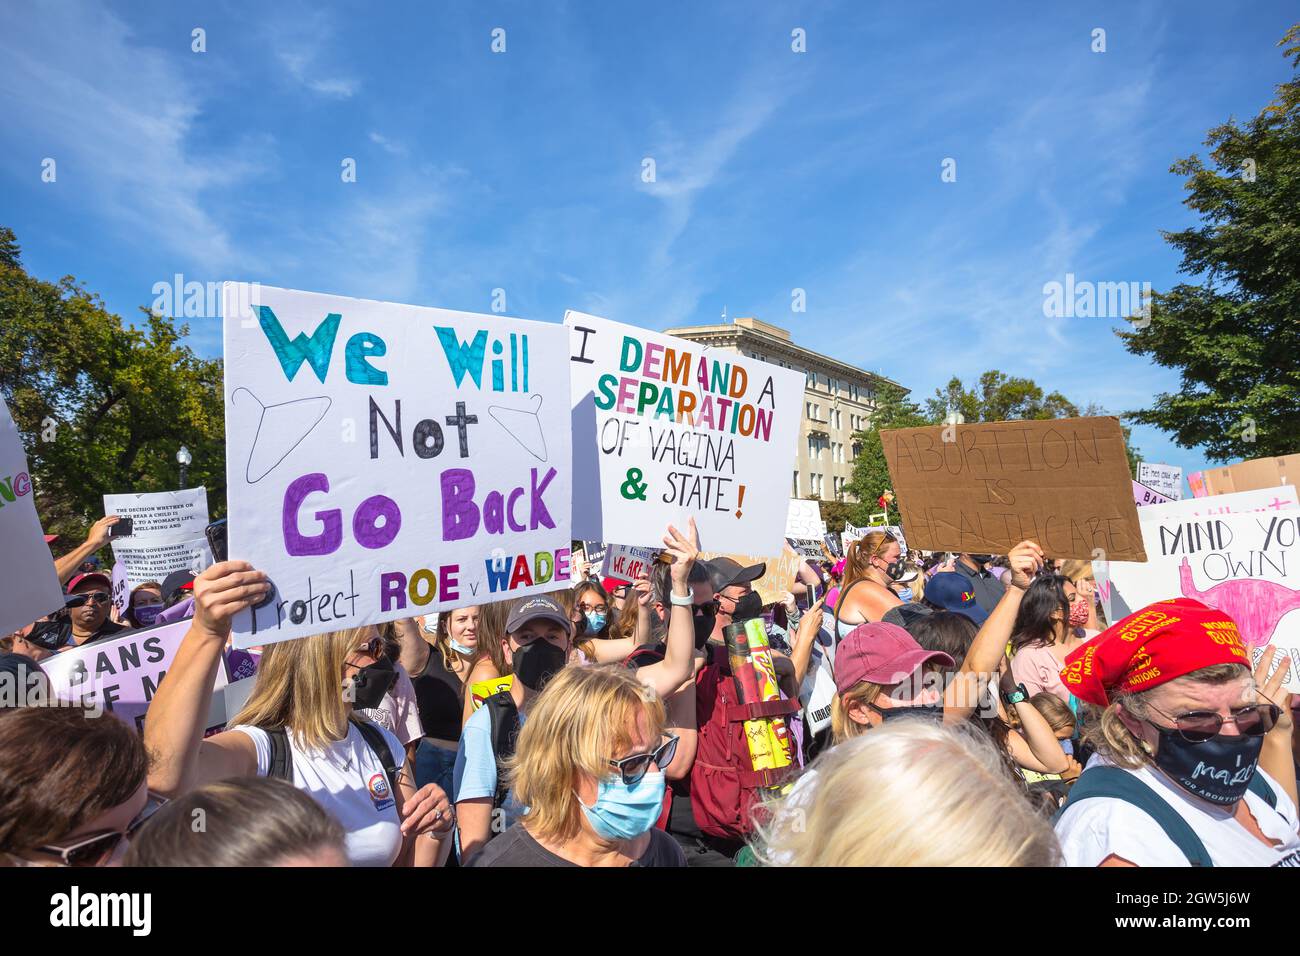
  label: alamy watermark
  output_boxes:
[1042,273,1151,325]
[151,275,260,324]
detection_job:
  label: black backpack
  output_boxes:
[483,690,521,809]
[264,715,400,799]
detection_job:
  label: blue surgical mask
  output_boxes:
[897,587,914,603]
[584,611,607,634]
[577,772,665,841]
[449,638,474,656]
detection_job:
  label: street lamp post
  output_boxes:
[177,445,192,489]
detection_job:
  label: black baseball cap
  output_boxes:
[506,594,572,634]
[161,569,196,603]
[706,557,766,593]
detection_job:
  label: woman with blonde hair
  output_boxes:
[145,561,454,867]
[470,664,685,867]
[831,532,903,635]
[1055,598,1298,867]
[459,599,515,724]
[757,719,1061,866]
[1058,558,1105,630]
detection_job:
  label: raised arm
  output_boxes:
[787,597,825,689]
[998,667,1071,774]
[636,519,700,698]
[394,616,431,677]
[945,540,1042,723]
[143,561,269,796]
[54,516,118,584]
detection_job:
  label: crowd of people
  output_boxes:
[2,514,1298,868]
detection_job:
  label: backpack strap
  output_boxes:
[349,715,400,799]
[1247,772,1278,810]
[264,727,292,782]
[1056,766,1213,867]
[484,690,521,809]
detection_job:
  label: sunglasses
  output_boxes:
[34,792,167,866]
[608,734,679,786]
[66,591,110,608]
[1146,702,1281,743]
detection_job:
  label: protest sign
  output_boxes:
[1133,480,1171,508]
[787,536,825,559]
[785,499,827,540]
[823,533,842,558]
[42,620,230,728]
[566,312,804,556]
[107,536,212,592]
[582,540,607,568]
[1104,511,1300,691]
[110,561,130,617]
[1200,453,1300,497]
[701,544,804,605]
[882,525,908,555]
[103,487,209,538]
[881,416,1145,561]
[223,283,573,648]
[842,522,866,546]
[1187,471,1208,498]
[1136,485,1297,523]
[0,398,64,636]
[1137,462,1182,500]
[602,544,659,583]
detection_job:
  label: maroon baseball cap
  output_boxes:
[834,622,954,695]
[66,572,112,594]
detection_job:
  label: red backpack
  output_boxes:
[689,644,802,841]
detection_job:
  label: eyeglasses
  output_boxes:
[610,586,630,599]
[66,591,110,608]
[693,599,719,616]
[34,792,167,866]
[578,603,608,614]
[1145,702,1281,743]
[608,734,679,786]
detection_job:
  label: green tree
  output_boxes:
[846,381,933,525]
[1118,24,1300,461]
[925,370,1079,423]
[0,227,226,541]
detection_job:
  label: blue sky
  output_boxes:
[2,0,1295,491]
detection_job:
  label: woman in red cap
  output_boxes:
[1054,598,1298,866]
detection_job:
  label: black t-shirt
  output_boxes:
[55,618,125,649]
[412,648,465,740]
[470,824,686,868]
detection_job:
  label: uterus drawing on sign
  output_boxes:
[488,393,547,462]
[1179,557,1300,647]
[231,387,332,484]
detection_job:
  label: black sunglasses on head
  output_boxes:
[34,792,167,867]
[609,734,679,786]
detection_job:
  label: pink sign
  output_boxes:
[1132,480,1171,508]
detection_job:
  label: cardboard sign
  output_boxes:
[42,620,230,727]
[1104,512,1300,691]
[223,283,573,648]
[1133,480,1172,508]
[1137,486,1298,523]
[103,487,210,538]
[700,545,804,605]
[1137,462,1182,500]
[1200,454,1300,497]
[0,397,64,636]
[881,416,1145,561]
[602,544,659,583]
[566,312,804,556]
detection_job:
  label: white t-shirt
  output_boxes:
[1055,754,1300,867]
[232,721,407,867]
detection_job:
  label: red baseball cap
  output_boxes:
[601,576,629,594]
[66,572,112,594]
[834,622,954,696]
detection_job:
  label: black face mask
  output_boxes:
[348,657,397,710]
[693,612,717,649]
[727,591,764,622]
[870,701,944,724]
[883,559,906,581]
[513,639,568,691]
[1147,721,1264,806]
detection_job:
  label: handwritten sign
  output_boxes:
[0,397,64,636]
[1104,512,1300,691]
[701,544,803,605]
[223,283,572,648]
[566,312,803,556]
[1200,454,1300,497]
[1137,462,1182,500]
[42,620,229,727]
[1133,480,1172,508]
[1188,471,1208,498]
[785,499,827,540]
[842,522,866,546]
[881,416,1145,561]
[602,544,659,583]
[1137,485,1298,523]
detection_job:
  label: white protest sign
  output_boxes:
[787,536,825,559]
[1105,512,1300,691]
[106,536,213,591]
[566,311,804,556]
[602,544,659,582]
[42,619,229,730]
[103,487,209,538]
[1137,485,1298,523]
[883,524,908,555]
[1138,462,1183,500]
[842,522,866,546]
[223,283,573,648]
[0,398,64,635]
[799,632,838,736]
[786,499,827,540]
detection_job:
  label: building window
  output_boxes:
[792,471,800,497]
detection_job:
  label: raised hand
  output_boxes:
[1254,645,1294,738]
[663,518,700,588]
[1006,541,1045,591]
[191,560,270,640]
